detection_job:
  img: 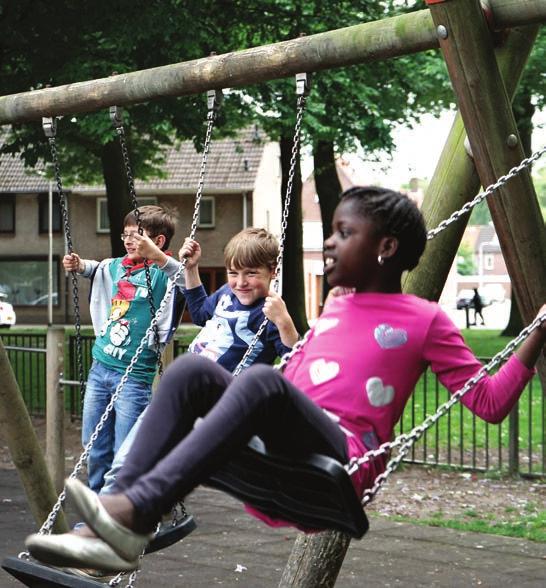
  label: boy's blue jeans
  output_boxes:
[100,407,147,495]
[83,361,152,493]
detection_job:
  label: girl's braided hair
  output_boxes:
[340,186,427,271]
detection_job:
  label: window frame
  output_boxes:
[198,196,216,229]
[0,195,16,233]
[96,196,158,233]
[38,192,62,234]
[484,254,494,271]
[0,255,61,306]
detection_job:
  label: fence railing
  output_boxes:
[395,360,544,477]
[1,330,544,477]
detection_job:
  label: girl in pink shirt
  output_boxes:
[27,187,546,572]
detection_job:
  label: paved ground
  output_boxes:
[1,469,544,588]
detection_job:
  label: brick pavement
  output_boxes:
[1,469,544,587]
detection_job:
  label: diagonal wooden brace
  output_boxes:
[427,0,546,327]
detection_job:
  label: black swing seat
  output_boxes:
[145,511,196,554]
[2,513,196,587]
[206,436,369,539]
[2,557,103,588]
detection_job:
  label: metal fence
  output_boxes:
[2,332,47,415]
[2,331,544,477]
[395,361,544,477]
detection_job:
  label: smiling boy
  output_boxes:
[181,227,298,369]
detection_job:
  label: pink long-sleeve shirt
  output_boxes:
[282,292,534,495]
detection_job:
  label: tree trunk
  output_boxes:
[280,135,308,335]
[100,139,133,257]
[313,140,342,307]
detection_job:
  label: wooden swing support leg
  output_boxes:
[0,339,68,534]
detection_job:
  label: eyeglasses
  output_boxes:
[120,232,139,242]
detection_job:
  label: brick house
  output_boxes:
[458,225,511,301]
[302,158,358,320]
[0,127,282,324]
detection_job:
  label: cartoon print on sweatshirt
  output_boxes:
[99,279,138,337]
[189,293,265,365]
[102,319,131,361]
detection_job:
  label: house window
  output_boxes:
[0,256,60,306]
[0,196,15,233]
[198,197,215,228]
[484,254,494,271]
[97,197,158,232]
[38,193,62,234]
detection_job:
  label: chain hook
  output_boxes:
[42,117,57,139]
[295,72,311,96]
[109,105,124,129]
[207,89,223,112]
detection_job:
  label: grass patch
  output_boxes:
[385,508,546,543]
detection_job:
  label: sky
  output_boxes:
[303,107,546,190]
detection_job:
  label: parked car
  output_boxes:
[456,289,492,310]
[0,292,16,327]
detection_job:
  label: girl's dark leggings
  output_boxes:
[115,354,349,528]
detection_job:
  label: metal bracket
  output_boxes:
[42,117,57,138]
[207,89,223,112]
[109,105,123,128]
[295,72,310,96]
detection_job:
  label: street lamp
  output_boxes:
[36,170,54,326]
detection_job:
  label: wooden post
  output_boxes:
[0,338,68,532]
[0,0,545,123]
[427,0,546,393]
[152,340,174,393]
[281,24,539,588]
[46,326,65,493]
[279,531,351,588]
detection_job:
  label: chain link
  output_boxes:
[35,93,220,540]
[427,145,546,239]
[111,111,163,375]
[44,125,86,399]
[232,89,308,376]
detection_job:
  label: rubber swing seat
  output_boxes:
[2,513,196,587]
[207,436,369,539]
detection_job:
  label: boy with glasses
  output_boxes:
[63,205,184,493]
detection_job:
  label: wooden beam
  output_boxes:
[427,0,546,327]
[0,0,545,123]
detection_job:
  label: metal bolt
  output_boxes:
[506,134,518,148]
[437,25,448,39]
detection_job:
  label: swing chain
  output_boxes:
[356,311,546,505]
[187,90,221,244]
[110,107,163,375]
[427,144,546,239]
[232,76,308,376]
[42,117,86,399]
[36,89,220,536]
[36,278,183,534]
